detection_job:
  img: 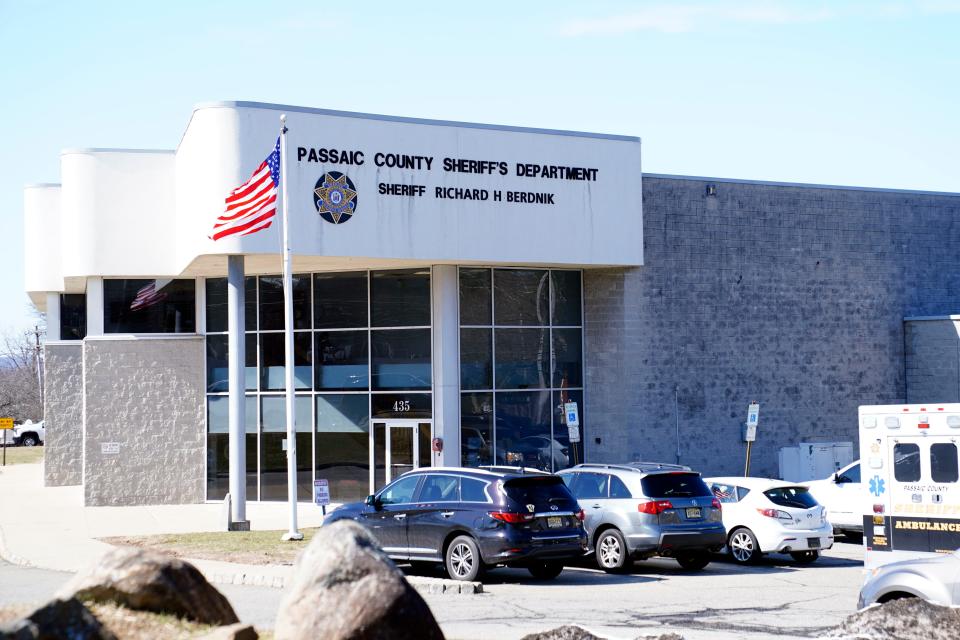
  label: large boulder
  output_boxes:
[521,626,606,640]
[823,598,960,640]
[56,547,238,626]
[0,597,116,640]
[274,520,444,640]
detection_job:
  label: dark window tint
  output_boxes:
[314,272,367,328]
[419,474,459,501]
[495,328,548,389]
[573,472,608,500]
[104,279,196,333]
[494,269,549,326]
[550,271,581,326]
[206,334,228,392]
[379,475,422,504]
[609,476,632,499]
[461,477,490,502]
[460,328,492,390]
[59,294,86,340]
[260,332,312,390]
[459,268,491,325]
[894,443,921,482]
[837,464,861,484]
[641,473,712,498]
[371,393,432,419]
[259,275,311,331]
[245,276,258,330]
[495,391,551,470]
[552,328,583,388]
[371,269,430,327]
[502,476,575,508]
[315,330,368,390]
[764,486,818,509]
[205,278,228,333]
[737,487,752,501]
[461,392,493,467]
[371,329,431,390]
[931,443,959,483]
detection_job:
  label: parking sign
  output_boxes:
[313,479,330,506]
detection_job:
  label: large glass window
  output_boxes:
[206,394,258,501]
[205,269,433,503]
[59,294,86,340]
[104,279,196,333]
[459,268,583,472]
[894,443,921,482]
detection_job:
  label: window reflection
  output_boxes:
[371,329,431,390]
[494,269,548,326]
[260,333,312,390]
[315,331,369,390]
[371,269,430,327]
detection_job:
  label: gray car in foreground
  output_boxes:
[858,550,960,608]
[557,463,726,572]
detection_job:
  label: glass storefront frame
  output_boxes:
[204,268,434,503]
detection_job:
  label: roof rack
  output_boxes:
[478,465,550,475]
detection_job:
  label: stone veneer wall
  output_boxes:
[904,318,960,403]
[83,336,205,506]
[43,342,84,486]
[585,177,960,477]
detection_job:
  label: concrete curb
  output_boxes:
[203,568,483,595]
[0,523,34,569]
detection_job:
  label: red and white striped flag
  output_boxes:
[210,137,281,240]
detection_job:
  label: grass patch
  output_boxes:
[102,528,319,565]
[0,446,43,466]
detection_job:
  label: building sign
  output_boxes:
[101,442,120,455]
[179,103,643,269]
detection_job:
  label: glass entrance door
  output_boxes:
[371,421,432,492]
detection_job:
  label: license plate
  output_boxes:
[685,508,701,519]
[547,516,563,528]
[808,537,821,549]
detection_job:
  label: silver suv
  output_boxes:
[557,463,726,572]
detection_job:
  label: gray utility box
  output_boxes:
[778,441,854,482]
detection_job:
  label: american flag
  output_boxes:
[210,138,280,240]
[130,281,167,311]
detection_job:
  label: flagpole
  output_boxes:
[279,114,303,542]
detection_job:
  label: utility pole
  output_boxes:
[33,325,43,419]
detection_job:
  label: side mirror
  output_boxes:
[833,473,840,483]
[364,494,380,508]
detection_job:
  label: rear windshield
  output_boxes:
[503,476,575,505]
[764,486,818,509]
[641,473,712,498]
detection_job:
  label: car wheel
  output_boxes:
[728,527,761,564]
[445,535,482,582]
[675,551,711,571]
[20,435,38,447]
[789,550,819,564]
[527,561,564,580]
[595,528,628,572]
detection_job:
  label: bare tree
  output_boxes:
[0,327,44,422]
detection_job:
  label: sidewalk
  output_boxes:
[0,461,326,588]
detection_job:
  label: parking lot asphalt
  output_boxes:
[1,541,864,639]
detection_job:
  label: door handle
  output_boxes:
[441,511,455,518]
[592,504,602,509]
[393,514,407,520]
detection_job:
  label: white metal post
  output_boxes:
[228,255,249,529]
[279,115,303,541]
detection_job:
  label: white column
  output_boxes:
[85,277,104,336]
[46,293,60,341]
[431,265,461,467]
[228,256,249,528]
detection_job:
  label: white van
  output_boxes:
[860,404,960,571]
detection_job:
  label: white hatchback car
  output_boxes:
[705,477,834,564]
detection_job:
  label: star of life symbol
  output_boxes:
[314,171,358,224]
[869,475,886,497]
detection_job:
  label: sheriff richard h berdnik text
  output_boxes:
[297,146,599,205]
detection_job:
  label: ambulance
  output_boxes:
[860,404,960,571]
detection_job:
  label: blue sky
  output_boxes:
[1,1,958,336]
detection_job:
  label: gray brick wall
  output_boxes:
[82,336,205,506]
[43,343,83,486]
[905,318,960,403]
[585,177,960,477]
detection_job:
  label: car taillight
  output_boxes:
[757,508,792,522]
[576,509,585,522]
[711,498,722,510]
[638,500,673,515]
[489,511,534,524]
